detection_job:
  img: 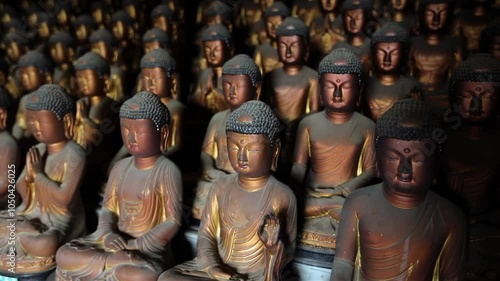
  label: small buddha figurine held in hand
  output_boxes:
[331,99,467,281]
[192,54,262,219]
[266,16,320,180]
[56,92,183,281]
[363,22,422,121]
[161,100,296,281]
[190,24,233,113]
[0,88,17,205]
[48,31,77,95]
[0,85,86,274]
[409,0,462,111]
[291,48,376,250]
[254,2,290,74]
[12,51,53,141]
[442,54,500,215]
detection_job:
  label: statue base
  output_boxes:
[0,268,55,281]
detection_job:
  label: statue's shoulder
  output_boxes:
[65,140,86,160]
[346,183,383,210]
[353,112,376,130]
[302,65,318,77]
[301,111,324,125]
[269,176,296,204]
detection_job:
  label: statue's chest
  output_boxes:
[226,188,267,224]
[120,169,153,201]
[413,46,452,71]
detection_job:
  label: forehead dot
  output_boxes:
[404,148,411,153]
[475,86,481,91]
[336,79,341,83]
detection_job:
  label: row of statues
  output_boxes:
[0,0,498,280]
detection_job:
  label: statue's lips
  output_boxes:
[468,110,483,116]
[237,162,249,169]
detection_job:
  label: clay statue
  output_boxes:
[161,100,296,281]
[331,99,467,280]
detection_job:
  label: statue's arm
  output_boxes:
[291,120,310,191]
[164,108,185,158]
[254,49,264,75]
[284,195,297,264]
[14,168,29,212]
[330,196,359,281]
[438,208,467,280]
[197,186,223,271]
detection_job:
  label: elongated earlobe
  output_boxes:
[271,139,281,172]
[160,125,169,154]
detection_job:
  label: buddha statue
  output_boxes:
[55,3,75,31]
[12,51,53,141]
[254,2,290,74]
[309,0,344,66]
[123,0,146,34]
[3,31,31,100]
[90,1,111,29]
[266,16,320,180]
[142,28,170,54]
[161,100,296,281]
[236,0,262,30]
[331,99,467,281]
[452,0,493,56]
[151,3,179,46]
[72,14,98,58]
[380,0,417,31]
[192,54,262,219]
[480,18,500,60]
[409,0,462,110]
[48,31,77,96]
[291,48,376,249]
[89,29,125,102]
[111,10,141,75]
[190,24,233,113]
[332,0,373,73]
[0,88,16,205]
[56,92,183,281]
[292,0,322,27]
[363,22,422,121]
[34,12,57,56]
[0,84,86,275]
[441,54,500,215]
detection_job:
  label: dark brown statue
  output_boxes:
[72,15,98,58]
[331,99,467,281]
[48,31,77,95]
[160,100,296,281]
[3,31,31,100]
[291,0,322,27]
[452,0,493,55]
[291,48,376,249]
[0,85,86,274]
[480,19,500,60]
[0,88,17,204]
[192,54,262,219]
[56,92,183,280]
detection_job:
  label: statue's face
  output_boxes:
[50,43,69,64]
[320,73,360,113]
[121,118,162,158]
[320,0,338,12]
[261,0,276,11]
[91,41,112,62]
[227,131,274,178]
[266,15,284,39]
[344,9,366,35]
[125,4,137,19]
[75,25,90,43]
[141,67,171,98]
[76,69,104,96]
[203,40,229,68]
[390,0,408,11]
[92,8,103,24]
[28,12,38,28]
[377,138,437,195]
[454,81,499,123]
[423,3,449,32]
[26,109,66,144]
[38,22,51,39]
[373,42,403,74]
[277,35,306,65]
[20,66,45,92]
[153,16,169,33]
[223,74,256,109]
[489,35,500,60]
[6,42,24,63]
[57,9,68,26]
[143,41,164,54]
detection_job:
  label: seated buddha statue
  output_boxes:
[331,99,467,281]
[254,2,290,74]
[190,24,233,113]
[0,84,86,275]
[123,0,146,34]
[380,0,417,32]
[441,54,500,215]
[332,0,373,73]
[265,16,320,180]
[111,10,142,75]
[90,1,111,29]
[55,2,75,32]
[151,3,179,46]
[72,14,98,58]
[55,92,183,281]
[0,88,17,206]
[479,18,500,60]
[452,0,493,56]
[33,12,57,57]
[3,30,31,100]
[409,0,462,111]
[192,54,262,219]
[89,28,126,102]
[291,48,376,250]
[12,51,53,141]
[363,22,422,121]
[48,31,77,96]
[160,100,297,281]
[292,0,322,27]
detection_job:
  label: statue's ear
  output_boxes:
[63,113,75,139]
[271,139,281,172]
[304,41,310,62]
[170,72,179,100]
[160,124,169,154]
[0,108,7,130]
[255,82,262,101]
[102,74,110,93]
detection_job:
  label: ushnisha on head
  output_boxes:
[18,51,53,74]
[371,22,410,47]
[140,48,176,77]
[319,48,364,85]
[143,28,170,47]
[202,24,233,48]
[375,98,442,147]
[222,54,262,87]
[89,28,118,48]
[74,51,110,77]
[203,1,234,27]
[226,100,282,145]
[120,91,171,131]
[25,84,75,120]
[276,16,309,43]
